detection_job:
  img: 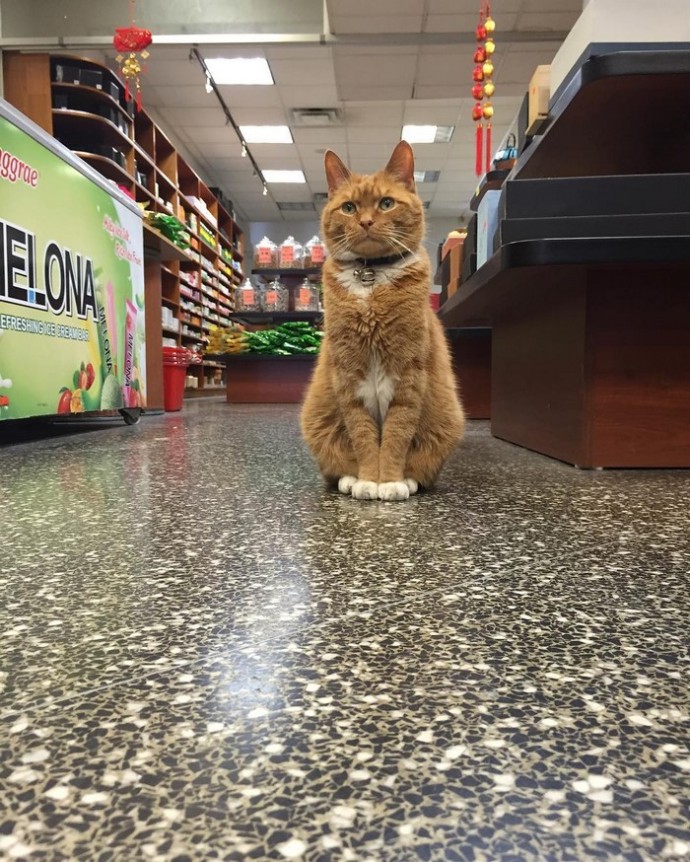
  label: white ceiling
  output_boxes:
[97,0,583,224]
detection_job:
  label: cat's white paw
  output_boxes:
[404,478,419,495]
[351,480,379,500]
[378,481,410,502]
[338,475,357,495]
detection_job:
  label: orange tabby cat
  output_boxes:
[301,140,465,501]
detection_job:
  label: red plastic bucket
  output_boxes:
[162,347,199,412]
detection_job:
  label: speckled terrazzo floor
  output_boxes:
[1,401,689,862]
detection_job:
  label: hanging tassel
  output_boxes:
[475,122,484,176]
[136,85,142,112]
[124,79,130,102]
[485,123,492,174]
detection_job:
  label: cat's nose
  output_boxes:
[360,218,374,229]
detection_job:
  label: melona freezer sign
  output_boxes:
[0,110,146,421]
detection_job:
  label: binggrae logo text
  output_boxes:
[0,146,39,187]
[0,218,97,321]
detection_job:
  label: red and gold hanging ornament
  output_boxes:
[113,0,152,110]
[471,1,496,175]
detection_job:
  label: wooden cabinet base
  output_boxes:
[448,329,491,419]
[225,356,315,404]
[491,265,690,468]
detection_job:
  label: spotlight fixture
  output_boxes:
[205,72,213,94]
[241,142,248,157]
[262,185,268,196]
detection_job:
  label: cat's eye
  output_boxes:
[341,201,357,214]
[379,197,395,211]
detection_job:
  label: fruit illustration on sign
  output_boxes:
[57,388,72,414]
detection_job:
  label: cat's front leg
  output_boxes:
[336,396,380,499]
[378,386,422,501]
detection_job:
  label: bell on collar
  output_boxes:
[353,267,376,285]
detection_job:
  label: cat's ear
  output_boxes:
[385,140,416,191]
[324,150,351,195]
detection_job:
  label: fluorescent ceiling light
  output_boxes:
[414,170,441,183]
[402,125,455,144]
[240,125,293,144]
[205,57,274,86]
[263,170,306,183]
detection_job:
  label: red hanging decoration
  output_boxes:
[113,0,152,111]
[485,123,492,174]
[471,0,497,176]
[475,123,484,177]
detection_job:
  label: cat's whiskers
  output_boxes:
[383,233,415,259]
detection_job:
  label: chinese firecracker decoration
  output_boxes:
[472,2,496,176]
[113,0,152,110]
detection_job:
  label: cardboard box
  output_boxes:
[442,232,465,258]
[527,65,550,135]
[440,241,464,290]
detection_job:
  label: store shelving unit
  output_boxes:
[2,51,245,401]
[206,266,324,403]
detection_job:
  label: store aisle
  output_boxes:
[1,401,689,862]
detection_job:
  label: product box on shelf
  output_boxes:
[80,68,104,91]
[500,173,690,219]
[54,63,81,85]
[527,65,550,135]
[477,190,501,268]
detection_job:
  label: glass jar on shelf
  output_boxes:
[253,236,278,269]
[235,277,260,312]
[304,235,326,268]
[294,278,320,312]
[263,276,289,312]
[279,236,303,269]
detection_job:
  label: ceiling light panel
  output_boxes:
[277,202,316,211]
[240,125,294,143]
[402,125,455,143]
[414,170,441,183]
[205,58,274,86]
[263,170,306,183]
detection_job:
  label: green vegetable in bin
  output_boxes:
[244,323,325,356]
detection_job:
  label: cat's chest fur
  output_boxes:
[356,353,396,425]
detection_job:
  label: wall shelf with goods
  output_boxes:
[3,50,246,402]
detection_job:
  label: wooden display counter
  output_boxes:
[439,49,690,468]
[440,238,690,468]
[220,355,316,404]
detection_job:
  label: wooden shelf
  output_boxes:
[143,224,190,262]
[52,108,133,147]
[162,326,181,336]
[51,81,131,122]
[515,50,690,180]
[229,311,323,325]
[252,268,322,279]
[73,151,132,186]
